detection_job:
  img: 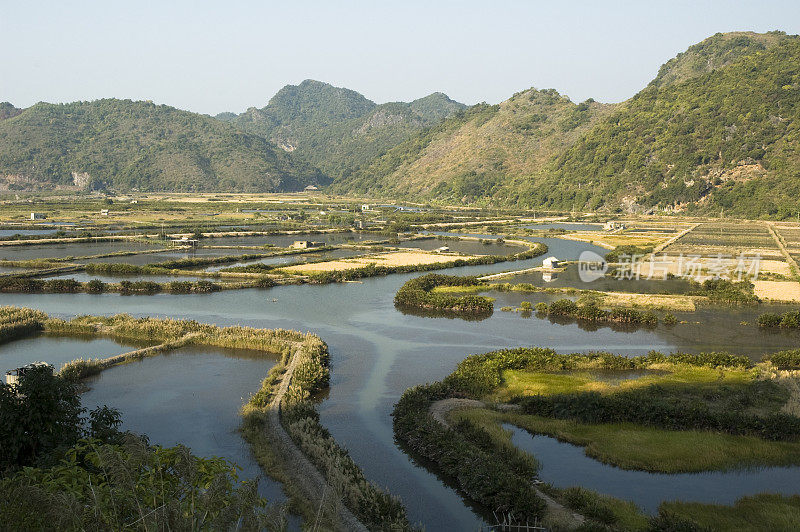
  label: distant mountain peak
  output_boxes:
[650,30,796,88]
[0,102,23,120]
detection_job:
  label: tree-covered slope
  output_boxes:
[0,103,23,121]
[330,88,614,203]
[332,31,800,218]
[649,31,790,88]
[225,79,465,179]
[520,35,800,216]
[0,99,326,192]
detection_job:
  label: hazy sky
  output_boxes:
[2,1,799,115]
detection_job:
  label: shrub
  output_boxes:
[758,310,800,329]
[119,281,161,294]
[762,349,800,369]
[167,281,194,293]
[394,274,493,316]
[86,279,106,293]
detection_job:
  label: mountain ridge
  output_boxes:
[221,80,466,178]
[331,31,800,218]
[0,98,326,192]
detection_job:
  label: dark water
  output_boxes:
[0,241,164,261]
[499,264,695,294]
[520,222,602,231]
[75,247,254,265]
[0,334,150,377]
[505,424,800,514]
[80,346,286,504]
[204,248,367,271]
[205,232,386,247]
[4,235,800,529]
[0,229,60,238]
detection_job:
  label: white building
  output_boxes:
[542,256,560,269]
[30,212,46,220]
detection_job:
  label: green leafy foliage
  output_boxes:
[0,439,279,530]
[394,274,493,316]
[392,384,547,525]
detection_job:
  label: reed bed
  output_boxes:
[0,306,48,344]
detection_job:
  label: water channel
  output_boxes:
[2,235,800,528]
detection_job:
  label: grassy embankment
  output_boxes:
[0,307,412,530]
[393,347,800,529]
[241,336,413,530]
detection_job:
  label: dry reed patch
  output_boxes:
[597,291,697,311]
[635,256,789,278]
[557,231,669,250]
[280,250,471,273]
[754,280,800,302]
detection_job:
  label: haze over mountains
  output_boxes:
[1,31,799,217]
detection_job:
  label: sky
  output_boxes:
[2,0,799,115]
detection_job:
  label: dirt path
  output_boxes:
[766,222,800,275]
[651,223,700,254]
[429,398,585,528]
[267,348,368,532]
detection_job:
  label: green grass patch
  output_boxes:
[660,494,800,531]
[492,364,757,403]
[454,408,800,473]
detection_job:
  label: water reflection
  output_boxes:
[4,235,800,529]
[0,333,151,376]
[80,346,287,504]
[506,424,800,514]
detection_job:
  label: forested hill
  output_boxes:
[328,88,615,201]
[0,99,327,192]
[331,31,800,218]
[525,32,800,217]
[0,103,23,121]
[221,80,466,179]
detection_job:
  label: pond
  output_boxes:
[0,228,60,238]
[6,235,800,529]
[520,222,603,232]
[203,232,386,247]
[80,346,289,507]
[0,241,165,261]
[495,264,696,294]
[505,424,800,514]
[0,334,151,377]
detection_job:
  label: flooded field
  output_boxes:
[7,234,800,529]
[79,346,289,505]
[520,222,602,231]
[0,334,152,376]
[204,231,386,247]
[0,241,165,261]
[204,248,368,271]
[498,263,696,294]
[0,228,60,238]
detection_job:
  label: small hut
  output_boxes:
[542,256,560,269]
